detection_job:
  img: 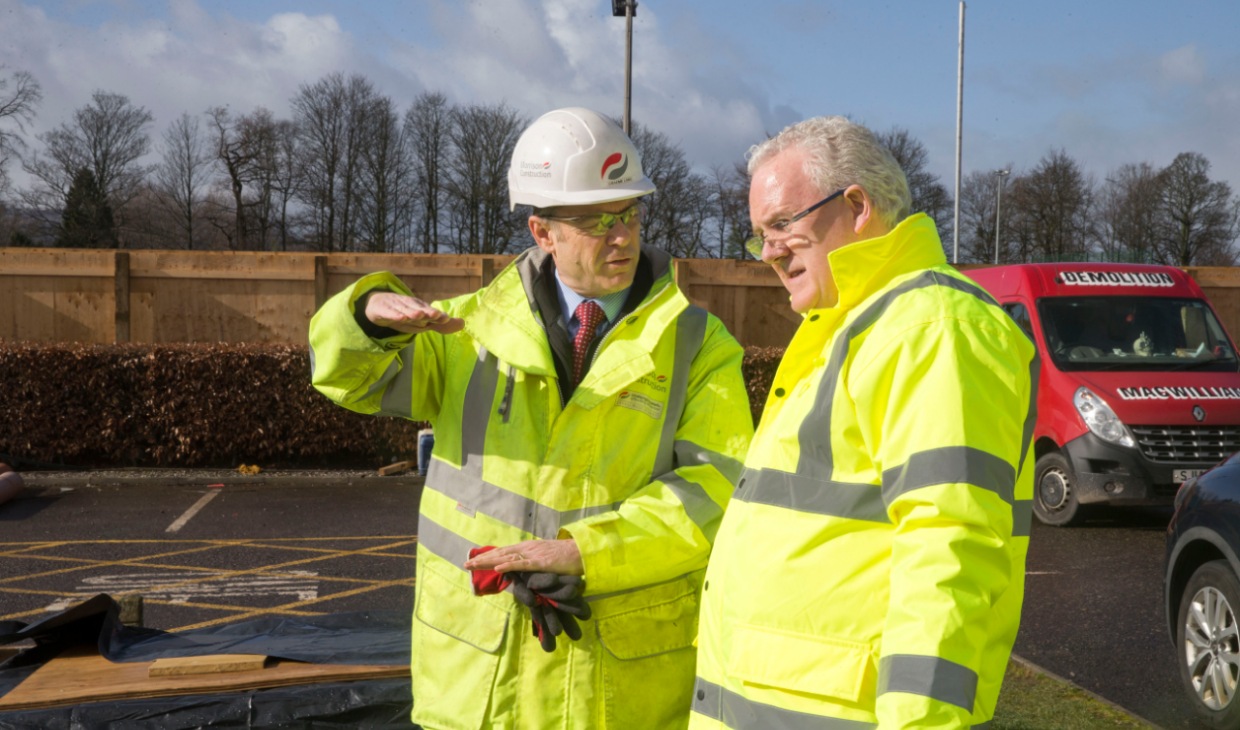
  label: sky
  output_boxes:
[2,0,1239,204]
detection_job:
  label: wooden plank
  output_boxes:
[0,645,408,711]
[148,654,267,677]
[114,251,130,343]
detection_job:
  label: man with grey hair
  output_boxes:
[689,116,1039,728]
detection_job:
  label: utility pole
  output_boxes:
[953,1,966,263]
[612,0,637,134]
[993,169,1010,264]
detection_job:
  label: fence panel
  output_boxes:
[4,247,1240,350]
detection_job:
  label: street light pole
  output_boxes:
[993,168,1010,265]
[612,0,637,134]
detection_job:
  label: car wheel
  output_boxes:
[1033,452,1082,526]
[1177,560,1240,729]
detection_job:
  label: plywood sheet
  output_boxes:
[0,646,407,711]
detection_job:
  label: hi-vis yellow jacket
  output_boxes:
[690,214,1038,729]
[309,246,752,730]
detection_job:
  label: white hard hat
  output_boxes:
[508,107,656,211]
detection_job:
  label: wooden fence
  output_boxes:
[3,247,1240,349]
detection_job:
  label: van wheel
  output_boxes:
[1033,452,1082,526]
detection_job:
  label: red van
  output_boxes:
[966,263,1240,525]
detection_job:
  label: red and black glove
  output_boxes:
[511,572,591,652]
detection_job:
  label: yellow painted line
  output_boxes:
[171,579,415,631]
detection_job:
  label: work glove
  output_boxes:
[511,572,592,652]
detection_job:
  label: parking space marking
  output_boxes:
[165,489,221,533]
[0,536,418,630]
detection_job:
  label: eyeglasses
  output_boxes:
[744,188,847,258]
[541,203,644,237]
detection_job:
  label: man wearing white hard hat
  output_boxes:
[310,107,752,729]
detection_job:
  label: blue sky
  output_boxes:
[2,0,1239,201]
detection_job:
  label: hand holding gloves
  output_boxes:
[468,546,592,652]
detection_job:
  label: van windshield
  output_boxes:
[1037,296,1240,372]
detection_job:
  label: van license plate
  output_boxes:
[1174,469,1206,484]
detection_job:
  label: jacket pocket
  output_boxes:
[596,584,700,729]
[411,561,510,730]
[726,623,874,703]
[415,558,509,652]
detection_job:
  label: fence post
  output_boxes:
[114,251,130,343]
[314,255,329,310]
[481,257,495,287]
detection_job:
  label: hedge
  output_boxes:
[1,343,782,470]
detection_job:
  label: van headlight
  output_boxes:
[1074,387,1135,447]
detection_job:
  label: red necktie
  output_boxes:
[572,300,606,386]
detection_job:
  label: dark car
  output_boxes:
[1166,452,1240,728]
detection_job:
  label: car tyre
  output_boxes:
[1033,452,1082,526]
[1177,560,1240,729]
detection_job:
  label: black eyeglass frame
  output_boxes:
[744,187,848,258]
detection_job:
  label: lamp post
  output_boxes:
[611,0,637,135]
[993,168,1010,265]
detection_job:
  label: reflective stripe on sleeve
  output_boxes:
[372,342,418,417]
[881,446,1016,506]
[735,467,888,523]
[692,678,876,729]
[877,653,978,711]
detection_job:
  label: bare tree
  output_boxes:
[405,92,450,253]
[443,102,526,254]
[629,121,712,257]
[269,119,302,250]
[1096,162,1161,263]
[23,90,153,246]
[152,112,213,249]
[0,67,42,195]
[1006,149,1094,262]
[354,95,414,252]
[207,106,260,249]
[877,127,952,243]
[1155,152,1239,266]
[708,162,751,259]
[956,170,1004,264]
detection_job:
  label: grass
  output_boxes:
[992,658,1156,729]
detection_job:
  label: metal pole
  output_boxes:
[953,2,965,263]
[623,1,634,135]
[994,173,1004,264]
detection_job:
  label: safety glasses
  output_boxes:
[541,202,644,237]
[744,187,847,258]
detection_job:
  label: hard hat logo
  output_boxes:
[508,107,656,210]
[601,152,630,182]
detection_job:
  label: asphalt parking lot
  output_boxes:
[0,472,1197,727]
[0,472,422,633]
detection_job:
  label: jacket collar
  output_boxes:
[819,212,946,312]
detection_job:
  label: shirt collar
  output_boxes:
[555,270,629,327]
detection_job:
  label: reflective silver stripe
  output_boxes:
[460,346,498,478]
[881,446,1016,506]
[1012,500,1033,538]
[654,306,708,475]
[374,343,418,417]
[878,654,978,712]
[692,678,876,729]
[417,511,480,566]
[425,458,619,540]
[736,467,888,523]
[677,439,745,485]
[662,473,726,540]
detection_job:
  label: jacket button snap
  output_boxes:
[626,316,638,325]
[704,580,709,591]
[810,313,820,321]
[774,388,785,397]
[696,689,705,701]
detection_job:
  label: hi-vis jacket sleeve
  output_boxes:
[558,316,752,596]
[308,271,449,423]
[850,306,1034,728]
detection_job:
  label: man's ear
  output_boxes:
[528,216,556,254]
[845,185,875,235]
